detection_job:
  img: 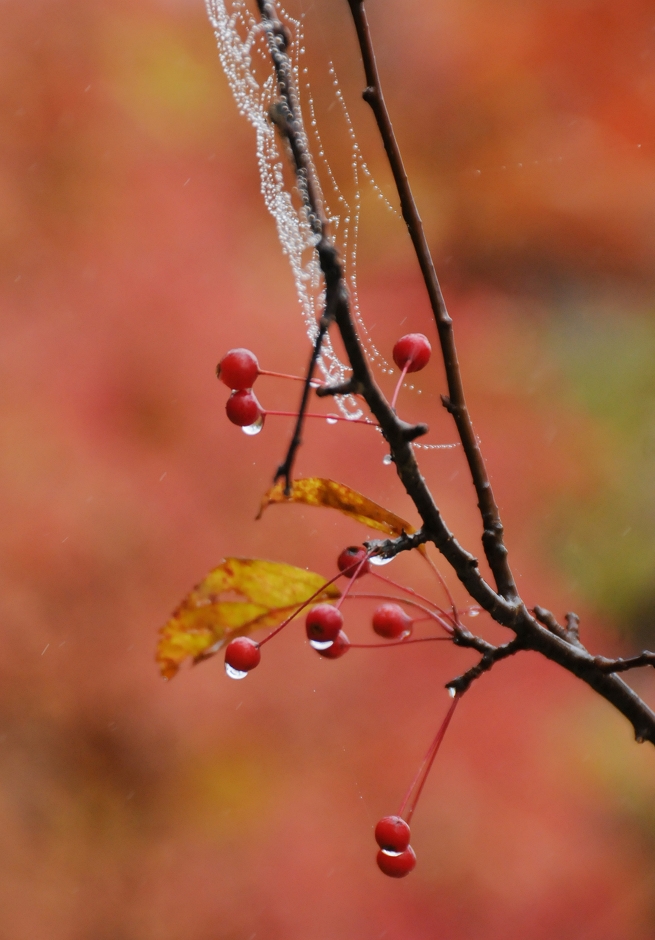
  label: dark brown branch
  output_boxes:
[446,637,524,695]
[364,529,429,560]
[259,9,332,491]
[346,0,516,602]
[594,652,655,674]
[274,316,329,493]
[315,378,361,397]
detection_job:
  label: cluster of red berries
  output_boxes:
[219,334,440,879]
[217,348,264,429]
[375,816,416,877]
[223,545,420,677]
[217,331,432,431]
[221,542,443,878]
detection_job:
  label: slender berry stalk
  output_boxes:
[370,571,456,632]
[264,409,377,427]
[390,361,410,411]
[420,551,459,625]
[335,551,373,611]
[258,555,370,647]
[349,636,452,649]
[399,694,460,824]
[348,592,448,618]
[258,369,325,387]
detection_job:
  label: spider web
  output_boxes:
[204,0,403,418]
[205,0,457,451]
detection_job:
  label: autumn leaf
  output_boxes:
[257,477,420,542]
[157,557,340,680]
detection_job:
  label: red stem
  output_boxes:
[335,552,373,611]
[345,592,453,635]
[398,694,460,824]
[390,362,410,411]
[258,556,367,647]
[264,409,377,427]
[349,636,452,649]
[419,551,459,625]
[258,368,325,387]
[371,571,456,631]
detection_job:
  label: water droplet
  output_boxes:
[310,639,333,651]
[242,415,265,436]
[382,454,393,466]
[326,414,338,425]
[381,848,403,857]
[225,664,248,680]
[448,687,457,698]
[370,554,394,567]
[468,608,480,618]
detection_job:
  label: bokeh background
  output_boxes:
[2,0,655,937]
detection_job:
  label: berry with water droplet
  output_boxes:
[317,630,350,659]
[306,604,343,642]
[372,603,412,639]
[226,389,262,427]
[224,636,261,674]
[375,816,411,853]
[392,333,431,373]
[337,545,369,579]
[217,348,259,389]
[376,845,416,878]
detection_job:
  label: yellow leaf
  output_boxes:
[258,477,419,540]
[157,558,340,679]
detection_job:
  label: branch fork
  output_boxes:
[255,0,655,747]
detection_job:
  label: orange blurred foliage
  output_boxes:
[1,0,655,937]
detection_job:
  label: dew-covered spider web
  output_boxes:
[205,0,455,449]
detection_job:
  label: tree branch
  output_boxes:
[346,0,516,602]
[595,652,655,674]
[254,0,655,749]
[446,637,524,695]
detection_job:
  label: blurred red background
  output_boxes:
[2,0,655,937]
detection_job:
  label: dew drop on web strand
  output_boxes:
[206,1,430,416]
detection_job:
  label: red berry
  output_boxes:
[317,630,350,659]
[372,603,413,639]
[226,389,262,427]
[217,348,259,390]
[337,546,370,579]
[376,845,416,878]
[375,816,411,853]
[392,333,431,373]
[224,637,261,676]
[306,604,343,643]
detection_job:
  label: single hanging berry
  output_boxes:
[374,816,411,853]
[226,389,262,427]
[392,333,431,373]
[306,604,344,643]
[337,545,370,579]
[372,603,413,639]
[376,845,417,878]
[217,348,259,390]
[224,636,261,678]
[316,630,350,659]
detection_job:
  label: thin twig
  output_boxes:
[274,318,328,493]
[595,652,655,674]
